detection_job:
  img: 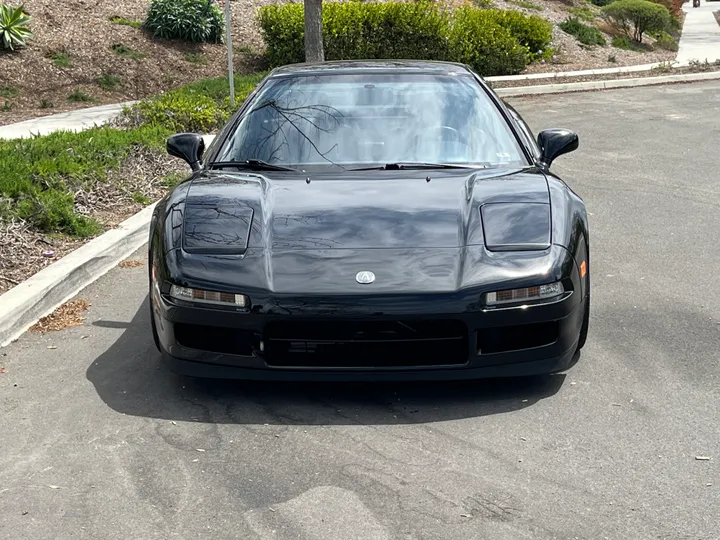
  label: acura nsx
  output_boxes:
[148,60,590,380]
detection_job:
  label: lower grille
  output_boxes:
[263,319,468,368]
[175,323,254,356]
[476,321,558,354]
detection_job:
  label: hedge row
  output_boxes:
[258,1,553,77]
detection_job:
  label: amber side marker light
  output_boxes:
[580,261,587,278]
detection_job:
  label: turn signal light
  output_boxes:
[485,282,564,307]
[170,285,249,308]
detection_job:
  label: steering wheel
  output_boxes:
[426,125,470,146]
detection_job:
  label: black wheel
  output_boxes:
[576,293,589,351]
[148,248,161,353]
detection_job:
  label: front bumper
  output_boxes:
[152,288,586,381]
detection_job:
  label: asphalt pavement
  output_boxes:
[2,81,720,540]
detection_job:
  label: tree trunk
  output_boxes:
[304,0,324,63]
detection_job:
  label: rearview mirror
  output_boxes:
[537,129,578,168]
[167,133,205,171]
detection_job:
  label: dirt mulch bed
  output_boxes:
[488,61,720,88]
[0,0,270,127]
[0,150,186,296]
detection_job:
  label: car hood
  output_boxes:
[180,167,550,253]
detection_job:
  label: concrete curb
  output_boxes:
[494,69,720,96]
[0,134,217,347]
[0,203,156,347]
[485,61,681,83]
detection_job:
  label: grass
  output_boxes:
[111,43,145,61]
[0,85,18,99]
[559,17,606,46]
[97,74,122,91]
[50,52,71,68]
[1,71,265,239]
[67,90,96,103]
[109,15,142,29]
[0,126,170,237]
[507,0,544,10]
[40,99,55,109]
[1,101,12,112]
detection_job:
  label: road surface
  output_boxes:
[1,81,719,540]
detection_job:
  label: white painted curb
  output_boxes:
[0,134,217,347]
[0,203,156,347]
[495,69,720,96]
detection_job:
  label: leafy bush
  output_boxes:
[602,0,671,42]
[0,126,169,236]
[652,30,678,50]
[482,9,553,58]
[449,7,530,75]
[118,72,266,132]
[559,17,607,46]
[258,1,553,76]
[0,3,32,50]
[145,0,224,43]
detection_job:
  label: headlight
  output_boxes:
[484,281,564,307]
[170,284,249,308]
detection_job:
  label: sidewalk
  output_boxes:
[0,101,135,140]
[676,0,720,65]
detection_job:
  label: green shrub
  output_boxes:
[449,7,530,75]
[0,85,17,98]
[652,30,678,50]
[483,8,552,58]
[589,0,615,6]
[145,0,224,43]
[118,72,266,132]
[602,0,671,42]
[559,17,607,46]
[0,3,32,51]
[257,1,552,76]
[0,126,169,236]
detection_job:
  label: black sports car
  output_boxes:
[149,60,589,381]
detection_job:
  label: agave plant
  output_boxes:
[1,3,32,51]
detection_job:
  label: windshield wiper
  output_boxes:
[349,162,490,171]
[209,160,296,172]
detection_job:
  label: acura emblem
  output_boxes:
[356,271,375,284]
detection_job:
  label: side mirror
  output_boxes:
[537,129,579,168]
[167,133,205,171]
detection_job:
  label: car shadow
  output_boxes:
[86,296,568,426]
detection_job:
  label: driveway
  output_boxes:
[1,81,719,540]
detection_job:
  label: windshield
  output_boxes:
[215,73,528,169]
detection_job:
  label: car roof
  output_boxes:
[268,60,475,77]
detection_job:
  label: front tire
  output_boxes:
[148,247,161,353]
[576,294,589,351]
